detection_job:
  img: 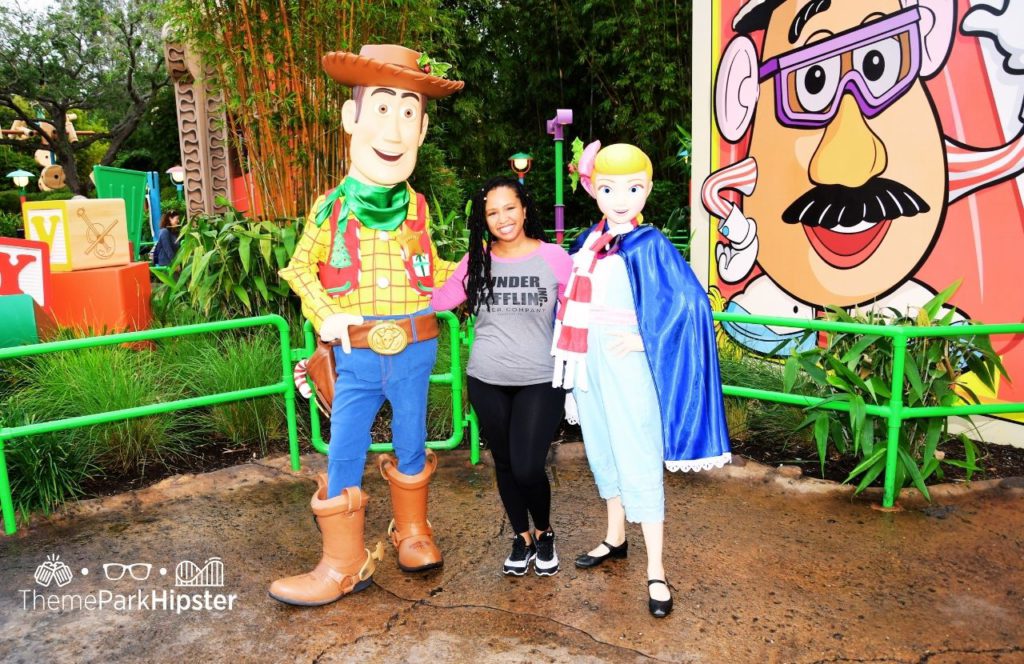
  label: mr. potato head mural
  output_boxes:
[698,0,1024,408]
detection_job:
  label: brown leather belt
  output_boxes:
[331,313,439,355]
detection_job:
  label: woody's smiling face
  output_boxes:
[342,86,429,187]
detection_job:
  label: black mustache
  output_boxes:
[782,178,930,229]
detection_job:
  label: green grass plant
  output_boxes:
[782,283,1006,498]
[10,345,189,473]
[160,330,287,454]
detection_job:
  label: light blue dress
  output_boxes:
[573,254,665,523]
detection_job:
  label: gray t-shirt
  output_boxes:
[432,243,572,386]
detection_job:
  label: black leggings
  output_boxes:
[467,377,565,534]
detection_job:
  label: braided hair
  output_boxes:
[464,176,547,314]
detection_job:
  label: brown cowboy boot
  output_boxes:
[268,474,384,606]
[378,450,443,572]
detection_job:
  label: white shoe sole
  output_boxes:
[503,553,536,576]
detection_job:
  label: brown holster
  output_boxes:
[306,340,336,417]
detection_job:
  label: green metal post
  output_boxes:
[883,333,908,508]
[0,439,15,535]
[279,320,300,471]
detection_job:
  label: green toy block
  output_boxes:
[0,294,40,348]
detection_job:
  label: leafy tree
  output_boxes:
[164,0,456,218]
[433,0,692,230]
[0,0,169,194]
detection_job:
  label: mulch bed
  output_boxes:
[74,420,1024,502]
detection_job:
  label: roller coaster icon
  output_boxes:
[174,557,225,587]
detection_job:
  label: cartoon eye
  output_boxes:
[376,103,390,115]
[402,106,417,120]
[853,36,902,98]
[599,186,612,195]
[794,54,841,113]
[629,186,642,194]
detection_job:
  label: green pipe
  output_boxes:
[1,385,286,439]
[0,315,290,359]
[0,315,297,535]
[903,402,1024,418]
[722,385,891,417]
[279,321,300,472]
[0,441,15,535]
[883,335,908,508]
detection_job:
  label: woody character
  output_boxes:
[271,45,462,606]
[704,0,1024,355]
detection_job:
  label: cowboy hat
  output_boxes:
[322,44,464,99]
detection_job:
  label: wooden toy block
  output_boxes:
[46,261,152,333]
[22,199,131,272]
[0,237,51,306]
[0,294,40,348]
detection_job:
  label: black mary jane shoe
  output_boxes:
[647,579,673,618]
[574,540,628,568]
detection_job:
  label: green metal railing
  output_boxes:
[301,310,480,463]
[0,315,300,536]
[714,311,1024,508]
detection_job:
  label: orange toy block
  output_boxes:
[45,262,152,333]
[23,199,131,272]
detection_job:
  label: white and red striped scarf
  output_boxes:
[551,220,632,390]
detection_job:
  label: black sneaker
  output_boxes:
[502,534,536,576]
[534,530,559,576]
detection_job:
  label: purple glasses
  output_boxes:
[758,7,922,129]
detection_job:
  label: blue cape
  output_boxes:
[572,224,731,467]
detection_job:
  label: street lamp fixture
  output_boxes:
[6,169,35,204]
[508,152,532,184]
[166,165,185,201]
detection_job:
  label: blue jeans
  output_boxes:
[327,336,438,497]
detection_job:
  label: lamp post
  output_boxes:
[508,152,533,185]
[166,165,185,201]
[6,169,35,205]
[546,109,573,245]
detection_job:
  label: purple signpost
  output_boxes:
[546,109,573,245]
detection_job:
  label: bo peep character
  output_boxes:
[552,142,731,618]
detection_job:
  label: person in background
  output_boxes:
[152,210,181,268]
[432,176,572,577]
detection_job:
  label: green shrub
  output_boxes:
[719,354,818,449]
[0,210,22,237]
[783,283,1007,498]
[154,207,300,320]
[9,345,189,474]
[429,196,468,262]
[0,189,74,213]
[161,331,287,453]
[2,410,100,522]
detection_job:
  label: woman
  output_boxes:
[152,210,181,267]
[432,176,571,576]
[552,142,731,617]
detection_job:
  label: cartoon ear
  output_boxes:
[341,98,357,134]
[904,0,956,77]
[715,36,761,143]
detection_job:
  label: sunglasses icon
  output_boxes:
[103,563,152,581]
[758,7,922,129]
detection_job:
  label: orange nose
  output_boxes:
[809,96,888,188]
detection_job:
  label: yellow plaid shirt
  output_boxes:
[279,189,456,330]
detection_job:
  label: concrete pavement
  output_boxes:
[1,447,1022,663]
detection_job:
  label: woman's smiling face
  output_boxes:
[484,186,527,243]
